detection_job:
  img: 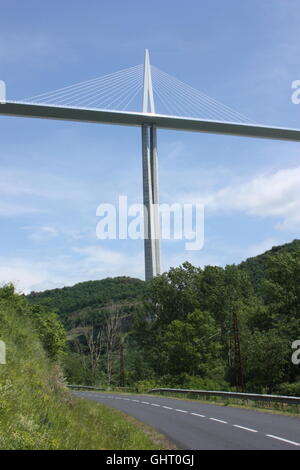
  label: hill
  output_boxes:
[25,239,300,393]
[240,239,300,290]
[27,276,146,329]
[27,239,300,318]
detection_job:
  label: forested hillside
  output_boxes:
[26,239,300,396]
[240,239,300,290]
[28,276,145,315]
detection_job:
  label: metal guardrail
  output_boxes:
[68,384,300,406]
[148,388,300,406]
[67,385,105,391]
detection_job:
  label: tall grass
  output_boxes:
[0,288,163,449]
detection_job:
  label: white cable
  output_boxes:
[122,83,143,110]
[153,86,175,115]
[153,71,230,120]
[31,66,143,106]
[153,65,253,122]
[23,64,143,102]
[153,71,216,118]
[153,75,187,116]
[153,66,248,122]
[103,79,141,109]
[82,70,143,108]
[60,69,142,107]
[152,65,254,123]
[107,81,142,110]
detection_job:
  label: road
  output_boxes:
[74,391,300,450]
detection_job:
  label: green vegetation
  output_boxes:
[26,239,300,396]
[240,238,300,291]
[2,239,299,449]
[27,276,145,328]
[0,285,168,449]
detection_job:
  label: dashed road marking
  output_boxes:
[81,393,300,449]
[233,425,258,433]
[266,434,300,447]
[209,418,227,424]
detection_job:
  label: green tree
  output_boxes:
[162,309,222,378]
[243,330,290,393]
[28,304,66,361]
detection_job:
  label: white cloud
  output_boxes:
[0,244,144,294]
[27,280,66,292]
[0,258,49,294]
[0,167,88,202]
[241,238,279,260]
[195,166,300,231]
[0,201,40,216]
[162,247,222,272]
[73,245,144,279]
[23,225,59,241]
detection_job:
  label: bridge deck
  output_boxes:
[1,101,300,142]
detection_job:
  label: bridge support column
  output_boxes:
[142,124,161,281]
[142,49,161,280]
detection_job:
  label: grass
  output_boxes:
[0,288,169,450]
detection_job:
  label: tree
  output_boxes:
[162,309,222,378]
[146,262,201,328]
[28,304,66,361]
[243,330,290,393]
[71,323,103,377]
[262,251,300,325]
[103,308,122,385]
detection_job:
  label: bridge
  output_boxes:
[1,50,300,280]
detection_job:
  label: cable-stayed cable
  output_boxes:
[151,65,255,123]
[20,64,144,111]
[19,61,254,122]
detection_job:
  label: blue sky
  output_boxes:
[1,0,300,292]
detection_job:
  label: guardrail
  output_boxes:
[148,388,300,406]
[67,385,105,391]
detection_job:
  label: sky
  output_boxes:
[1,0,300,293]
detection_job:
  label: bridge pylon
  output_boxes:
[141,50,161,281]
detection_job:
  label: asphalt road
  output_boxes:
[74,391,300,450]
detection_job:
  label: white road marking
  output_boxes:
[266,434,300,446]
[80,393,300,449]
[233,425,258,433]
[209,418,227,424]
